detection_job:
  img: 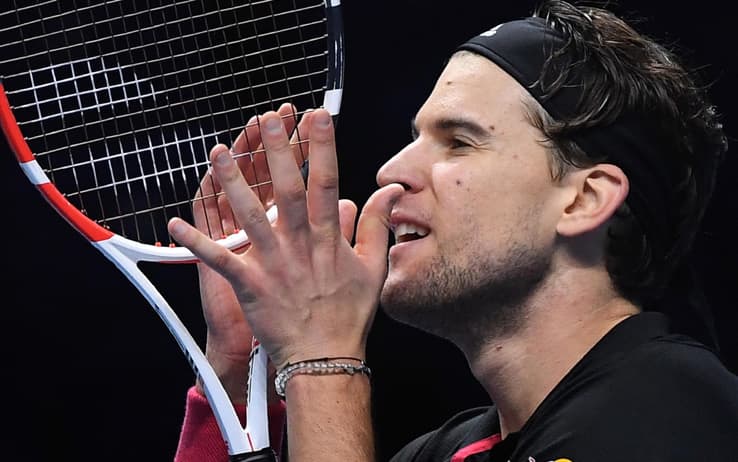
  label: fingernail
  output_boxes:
[170,219,186,236]
[215,150,231,166]
[389,183,404,204]
[265,116,282,132]
[314,110,331,127]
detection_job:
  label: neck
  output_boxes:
[460,268,639,438]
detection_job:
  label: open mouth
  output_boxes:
[393,223,430,244]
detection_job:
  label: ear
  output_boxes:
[556,163,629,237]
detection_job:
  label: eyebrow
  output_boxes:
[410,116,493,140]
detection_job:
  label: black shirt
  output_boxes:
[391,312,738,461]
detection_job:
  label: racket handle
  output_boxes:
[229,448,278,462]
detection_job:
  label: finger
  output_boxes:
[232,115,261,158]
[291,109,312,171]
[217,189,239,237]
[234,103,299,156]
[210,147,277,251]
[231,115,272,209]
[306,109,340,235]
[232,105,297,209]
[272,103,300,177]
[195,144,225,203]
[338,199,358,243]
[277,102,299,138]
[260,111,309,232]
[194,144,232,238]
[354,183,405,270]
[168,217,252,287]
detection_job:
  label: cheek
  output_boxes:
[432,160,514,207]
[434,162,505,217]
[431,164,476,207]
[431,164,507,230]
[432,159,491,189]
[431,162,547,241]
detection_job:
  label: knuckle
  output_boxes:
[280,179,307,201]
[312,228,340,247]
[312,171,339,191]
[244,206,269,227]
[209,246,232,270]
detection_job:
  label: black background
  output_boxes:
[1,1,736,460]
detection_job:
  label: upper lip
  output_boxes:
[389,209,431,238]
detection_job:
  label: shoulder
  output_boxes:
[390,406,496,462]
[602,333,738,431]
[518,332,738,461]
[617,333,738,401]
[552,312,738,416]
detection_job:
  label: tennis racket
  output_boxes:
[0,1,344,460]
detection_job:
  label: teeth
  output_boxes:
[394,223,429,240]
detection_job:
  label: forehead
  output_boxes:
[416,52,529,126]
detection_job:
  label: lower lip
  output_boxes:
[389,237,426,257]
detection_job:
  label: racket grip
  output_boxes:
[229,448,278,462]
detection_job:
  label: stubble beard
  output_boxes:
[380,240,552,355]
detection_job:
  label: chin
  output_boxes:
[379,276,435,329]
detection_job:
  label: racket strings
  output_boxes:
[30,114,309,196]
[2,0,329,247]
[0,3,325,70]
[5,16,327,148]
[57,129,311,239]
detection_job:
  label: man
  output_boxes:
[169,1,738,460]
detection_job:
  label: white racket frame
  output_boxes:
[0,0,343,457]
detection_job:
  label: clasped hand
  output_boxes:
[168,105,403,371]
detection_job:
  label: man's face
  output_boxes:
[376,53,566,343]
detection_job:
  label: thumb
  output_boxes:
[354,183,404,271]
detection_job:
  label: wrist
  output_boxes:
[275,356,371,399]
[273,342,368,372]
[283,363,375,461]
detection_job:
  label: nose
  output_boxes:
[376,139,423,191]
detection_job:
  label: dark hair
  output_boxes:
[520,0,728,307]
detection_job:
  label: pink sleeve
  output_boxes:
[174,386,287,462]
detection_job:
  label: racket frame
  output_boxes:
[0,0,345,459]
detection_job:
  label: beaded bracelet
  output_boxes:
[274,356,372,399]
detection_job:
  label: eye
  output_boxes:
[449,137,471,149]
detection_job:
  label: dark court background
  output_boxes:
[1,1,736,460]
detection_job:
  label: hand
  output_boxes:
[192,103,306,403]
[169,108,403,371]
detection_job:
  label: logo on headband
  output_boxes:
[480,24,503,37]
